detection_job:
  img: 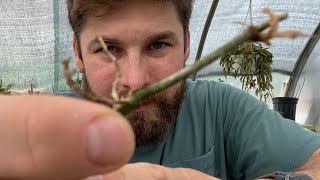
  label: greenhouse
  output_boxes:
[0,0,320,179]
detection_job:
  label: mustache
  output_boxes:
[118,88,165,106]
[83,71,185,107]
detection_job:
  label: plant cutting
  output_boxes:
[63,9,306,115]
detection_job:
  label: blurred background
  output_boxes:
[0,0,319,130]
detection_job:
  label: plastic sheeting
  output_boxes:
[190,0,320,77]
[0,0,73,92]
[0,1,55,90]
[295,37,320,131]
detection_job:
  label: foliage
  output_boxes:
[75,71,83,88]
[0,79,14,95]
[220,42,274,101]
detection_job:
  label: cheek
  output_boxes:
[147,56,184,82]
[84,61,115,95]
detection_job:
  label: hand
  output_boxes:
[0,95,135,180]
[86,163,220,180]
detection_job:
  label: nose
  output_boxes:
[119,54,151,92]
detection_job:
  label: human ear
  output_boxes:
[73,35,84,71]
[184,29,190,62]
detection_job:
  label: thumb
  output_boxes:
[0,95,135,180]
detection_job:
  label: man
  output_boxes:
[1,0,319,180]
[65,0,320,179]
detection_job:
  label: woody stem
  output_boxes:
[117,14,288,115]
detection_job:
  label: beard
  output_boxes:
[82,72,186,147]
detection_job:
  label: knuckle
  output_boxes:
[173,168,199,180]
[137,163,168,180]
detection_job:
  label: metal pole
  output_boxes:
[285,22,320,97]
[191,0,219,80]
[53,0,60,93]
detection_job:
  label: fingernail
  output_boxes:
[87,117,128,165]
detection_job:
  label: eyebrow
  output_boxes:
[87,37,123,52]
[145,31,179,44]
[87,31,179,51]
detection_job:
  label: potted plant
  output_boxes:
[271,79,305,121]
[0,79,14,95]
[220,41,274,102]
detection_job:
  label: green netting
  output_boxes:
[0,0,75,93]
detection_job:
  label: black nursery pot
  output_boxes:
[272,97,299,121]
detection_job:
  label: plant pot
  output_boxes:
[272,97,299,121]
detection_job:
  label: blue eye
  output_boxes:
[151,42,166,50]
[107,45,116,53]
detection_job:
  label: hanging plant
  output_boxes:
[0,79,14,95]
[220,42,274,101]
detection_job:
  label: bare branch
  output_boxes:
[257,8,309,45]
[62,59,114,106]
[117,12,292,115]
[97,37,122,102]
[63,10,308,116]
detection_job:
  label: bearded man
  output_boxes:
[61,0,320,179]
[0,0,319,180]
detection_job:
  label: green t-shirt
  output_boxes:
[57,80,320,179]
[129,80,320,179]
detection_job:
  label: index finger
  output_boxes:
[101,163,218,180]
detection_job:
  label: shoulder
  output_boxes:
[54,90,83,99]
[184,79,267,116]
[182,79,245,117]
[185,79,248,102]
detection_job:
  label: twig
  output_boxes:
[118,10,290,115]
[258,8,309,45]
[97,37,122,103]
[62,59,114,106]
[63,37,126,108]
[63,9,307,115]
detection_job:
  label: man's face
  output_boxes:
[73,0,190,146]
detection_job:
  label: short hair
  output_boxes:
[67,0,193,58]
